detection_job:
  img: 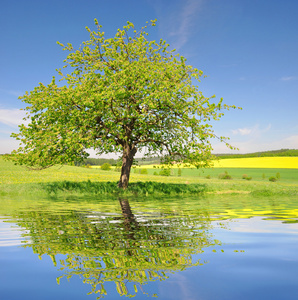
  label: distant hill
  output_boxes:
[215,149,298,159]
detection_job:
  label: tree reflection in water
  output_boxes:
[15,198,220,298]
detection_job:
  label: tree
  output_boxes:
[10,19,239,189]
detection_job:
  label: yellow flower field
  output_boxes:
[142,157,298,169]
[212,157,298,169]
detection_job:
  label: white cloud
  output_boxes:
[212,133,298,154]
[0,137,21,154]
[0,128,14,135]
[231,124,271,137]
[280,76,298,81]
[232,127,252,136]
[237,135,298,153]
[282,135,298,148]
[0,109,27,127]
[211,123,298,154]
[0,108,27,154]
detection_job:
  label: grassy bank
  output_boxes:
[132,166,298,183]
[0,157,297,197]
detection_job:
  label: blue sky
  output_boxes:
[1,0,297,156]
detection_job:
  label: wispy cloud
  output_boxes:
[212,130,297,154]
[232,124,271,137]
[232,127,252,135]
[152,0,204,50]
[280,76,298,81]
[230,134,298,154]
[282,135,298,148]
[170,0,204,50]
[0,108,27,127]
[0,137,21,154]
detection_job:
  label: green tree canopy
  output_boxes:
[10,19,239,188]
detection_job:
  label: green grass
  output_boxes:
[39,180,207,196]
[163,167,298,183]
[0,157,297,197]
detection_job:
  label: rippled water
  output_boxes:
[1,194,298,299]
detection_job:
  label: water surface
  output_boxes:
[1,194,298,299]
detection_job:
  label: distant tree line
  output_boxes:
[75,156,161,167]
[3,149,297,167]
[216,149,298,159]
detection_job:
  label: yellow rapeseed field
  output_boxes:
[212,157,298,169]
[144,157,298,169]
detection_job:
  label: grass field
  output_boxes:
[0,156,297,196]
[138,167,298,183]
[135,157,298,182]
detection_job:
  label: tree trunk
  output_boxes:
[118,145,137,189]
